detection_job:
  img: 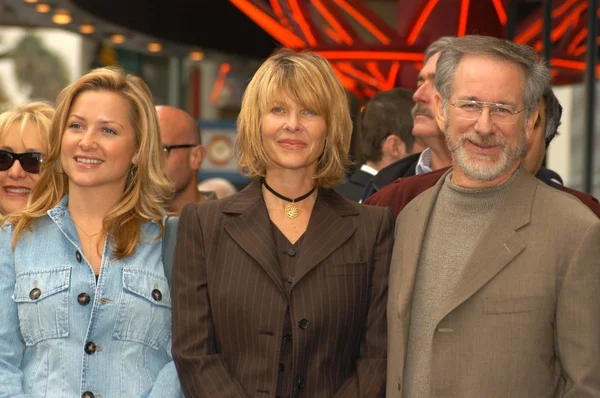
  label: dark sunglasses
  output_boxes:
[0,150,43,174]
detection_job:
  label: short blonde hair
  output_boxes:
[236,48,352,188]
[10,67,173,258]
[0,101,54,150]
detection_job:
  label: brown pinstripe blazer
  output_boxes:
[172,179,394,398]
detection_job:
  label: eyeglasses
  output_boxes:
[450,99,526,124]
[162,144,196,155]
[0,150,43,174]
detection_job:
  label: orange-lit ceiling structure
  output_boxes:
[230,0,599,98]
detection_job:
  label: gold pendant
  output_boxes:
[284,203,299,219]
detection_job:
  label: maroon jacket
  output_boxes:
[364,167,600,218]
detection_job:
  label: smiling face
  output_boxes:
[60,90,138,196]
[435,56,537,184]
[0,121,45,215]
[260,94,327,176]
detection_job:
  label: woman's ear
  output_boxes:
[132,152,140,165]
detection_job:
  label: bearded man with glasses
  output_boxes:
[156,105,216,215]
[386,35,600,397]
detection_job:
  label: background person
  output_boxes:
[172,49,394,398]
[361,37,455,201]
[156,105,215,215]
[0,102,54,216]
[336,87,422,202]
[0,67,182,397]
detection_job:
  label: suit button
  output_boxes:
[152,289,162,301]
[77,293,91,306]
[297,377,305,389]
[84,341,97,355]
[283,333,292,343]
[279,363,286,372]
[298,319,309,329]
[285,276,294,283]
[29,288,41,300]
[82,392,95,398]
[287,248,296,256]
[76,251,82,263]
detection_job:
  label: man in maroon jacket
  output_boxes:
[365,87,600,218]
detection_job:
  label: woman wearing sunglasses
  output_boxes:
[0,102,53,216]
[0,67,182,397]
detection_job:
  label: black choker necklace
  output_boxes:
[263,180,317,219]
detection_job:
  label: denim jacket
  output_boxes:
[0,197,182,398]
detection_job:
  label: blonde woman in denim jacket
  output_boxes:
[0,67,182,397]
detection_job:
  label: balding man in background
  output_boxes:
[157,105,216,215]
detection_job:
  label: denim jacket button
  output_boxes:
[151,289,163,301]
[84,341,97,355]
[82,392,95,398]
[77,293,91,306]
[76,251,82,263]
[29,288,41,300]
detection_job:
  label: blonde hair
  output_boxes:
[9,67,173,258]
[236,48,352,188]
[0,101,54,151]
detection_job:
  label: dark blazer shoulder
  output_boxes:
[371,152,421,190]
[335,169,373,202]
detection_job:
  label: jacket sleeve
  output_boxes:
[0,225,29,398]
[333,207,395,398]
[557,221,600,397]
[141,353,183,398]
[171,203,247,398]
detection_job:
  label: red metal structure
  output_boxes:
[230,0,598,98]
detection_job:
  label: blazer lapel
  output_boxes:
[293,188,358,285]
[439,169,535,321]
[223,180,285,296]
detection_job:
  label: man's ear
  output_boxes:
[433,93,446,132]
[382,134,406,159]
[525,107,540,137]
[189,145,206,171]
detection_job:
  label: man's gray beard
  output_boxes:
[445,120,527,182]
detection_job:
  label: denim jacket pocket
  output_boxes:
[113,267,172,349]
[12,267,71,346]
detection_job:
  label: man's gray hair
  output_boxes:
[434,35,551,118]
[423,36,456,64]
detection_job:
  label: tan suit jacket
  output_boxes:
[172,179,394,398]
[387,169,600,398]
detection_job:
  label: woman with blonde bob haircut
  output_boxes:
[236,48,352,188]
[172,48,394,397]
[0,67,182,397]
